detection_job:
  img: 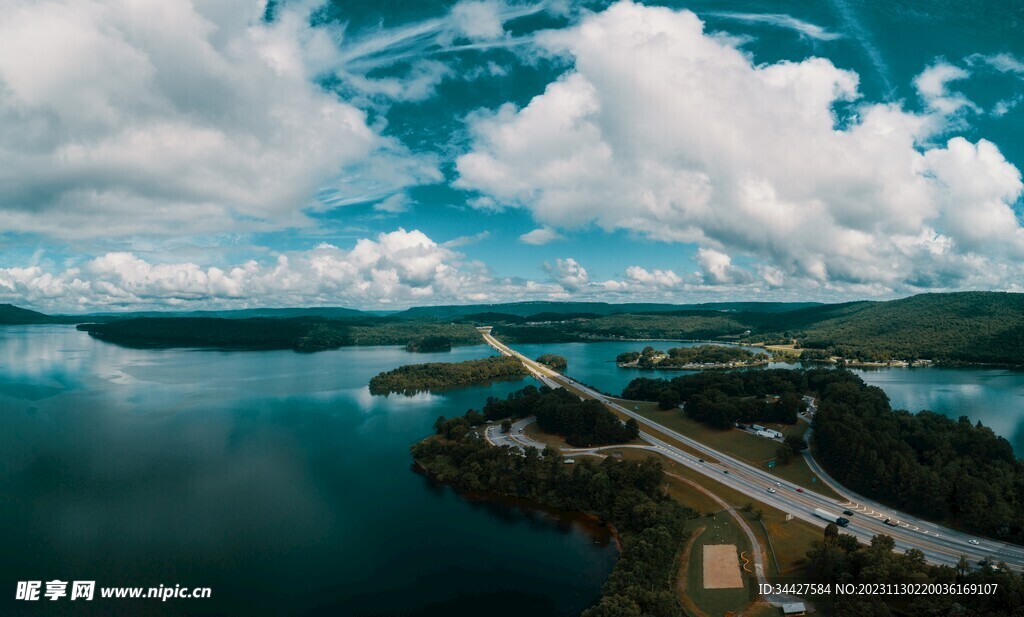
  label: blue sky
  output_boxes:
[0,0,1022,311]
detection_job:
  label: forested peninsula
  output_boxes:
[414,425,693,617]
[369,356,527,395]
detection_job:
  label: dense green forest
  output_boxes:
[806,527,1024,616]
[812,376,1024,542]
[412,427,695,617]
[77,317,482,352]
[536,353,568,371]
[481,385,639,447]
[368,356,527,395]
[616,344,763,369]
[622,369,817,427]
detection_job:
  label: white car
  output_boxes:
[767,488,777,494]
[968,539,980,545]
[774,482,781,487]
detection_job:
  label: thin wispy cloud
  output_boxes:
[337,1,547,74]
[703,12,842,41]
[826,0,895,97]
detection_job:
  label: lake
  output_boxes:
[4,330,1023,617]
[0,326,615,616]
[513,341,1024,456]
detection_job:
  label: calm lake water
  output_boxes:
[0,326,616,617]
[4,330,1023,616]
[514,341,1024,456]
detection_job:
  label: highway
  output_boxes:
[477,327,1024,571]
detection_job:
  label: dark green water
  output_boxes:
[0,326,616,616]
[514,341,1024,456]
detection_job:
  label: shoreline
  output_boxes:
[617,359,771,371]
[411,458,623,552]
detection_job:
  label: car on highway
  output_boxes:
[969,539,980,545]
[774,482,781,487]
[722,470,729,474]
[767,488,776,494]
[843,510,855,516]
[796,488,804,493]
[884,518,899,527]
[698,459,705,463]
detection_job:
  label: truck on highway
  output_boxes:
[814,508,850,527]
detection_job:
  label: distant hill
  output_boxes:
[767,292,1024,364]
[395,300,820,319]
[0,304,56,324]
[488,292,1024,365]
[73,306,367,319]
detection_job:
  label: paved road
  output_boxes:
[477,327,1024,571]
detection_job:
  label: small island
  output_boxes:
[405,335,452,353]
[616,344,766,370]
[369,356,527,395]
[535,353,567,371]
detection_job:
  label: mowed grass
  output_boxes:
[618,400,841,499]
[683,514,753,616]
[609,448,821,576]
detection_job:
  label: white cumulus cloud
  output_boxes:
[519,227,564,245]
[0,230,489,310]
[544,257,589,292]
[0,0,436,239]
[455,0,1024,294]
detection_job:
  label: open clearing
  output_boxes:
[703,544,743,589]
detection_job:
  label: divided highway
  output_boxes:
[477,327,1024,571]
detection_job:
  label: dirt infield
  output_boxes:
[703,544,742,589]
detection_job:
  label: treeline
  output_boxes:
[482,386,639,447]
[622,369,827,428]
[617,344,761,369]
[411,434,695,617]
[812,377,1024,542]
[78,317,482,352]
[807,527,1024,616]
[368,356,527,395]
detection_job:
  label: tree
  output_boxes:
[433,415,447,435]
[784,433,808,453]
[500,419,512,434]
[657,389,681,410]
[824,522,839,545]
[625,418,640,439]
